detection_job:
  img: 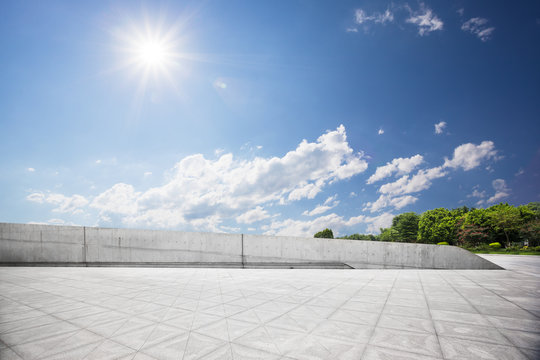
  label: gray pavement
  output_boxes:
[0,256,539,359]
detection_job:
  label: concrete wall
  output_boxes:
[0,223,501,269]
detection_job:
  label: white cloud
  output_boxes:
[91,183,139,216]
[515,168,524,177]
[367,154,424,184]
[363,194,418,213]
[462,17,495,42]
[144,171,152,177]
[486,179,510,204]
[214,148,224,156]
[346,28,359,33]
[303,196,340,217]
[303,204,334,217]
[95,160,102,164]
[434,121,447,134]
[378,128,384,135]
[324,195,338,205]
[363,212,395,233]
[26,192,45,203]
[365,140,498,213]
[47,218,65,225]
[378,166,447,196]
[27,191,88,214]
[237,206,270,224]
[349,192,357,198]
[27,167,35,172]
[467,188,486,199]
[443,141,497,171]
[47,194,88,214]
[355,8,394,25]
[406,4,443,36]
[263,211,394,236]
[86,125,367,230]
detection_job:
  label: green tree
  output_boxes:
[520,219,540,247]
[392,212,419,242]
[487,203,522,247]
[526,202,540,217]
[339,233,376,241]
[417,208,458,244]
[314,228,334,239]
[379,227,399,242]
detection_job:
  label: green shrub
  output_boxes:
[489,242,502,249]
[314,228,334,239]
[534,246,540,252]
[437,241,449,245]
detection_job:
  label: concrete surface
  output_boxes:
[1,255,539,359]
[479,254,540,277]
[0,223,500,269]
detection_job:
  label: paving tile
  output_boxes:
[498,328,540,350]
[328,309,379,326]
[439,336,529,360]
[434,320,511,345]
[311,320,373,343]
[182,332,228,360]
[430,309,490,326]
[0,347,24,360]
[84,339,136,360]
[377,314,435,334]
[1,322,80,347]
[485,315,540,333]
[382,304,431,319]
[285,334,365,360]
[140,333,189,360]
[369,327,442,358]
[233,326,282,355]
[361,345,443,360]
[230,343,282,360]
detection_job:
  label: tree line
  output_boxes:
[314,202,540,248]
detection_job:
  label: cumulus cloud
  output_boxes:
[367,154,424,184]
[379,166,447,196]
[467,187,486,199]
[303,196,340,217]
[434,121,447,134]
[27,192,88,214]
[443,141,497,170]
[237,206,270,224]
[363,194,418,213]
[461,17,495,42]
[91,183,140,216]
[406,4,443,35]
[263,212,394,236]
[27,167,35,172]
[86,125,367,230]
[378,128,384,135]
[355,8,394,25]
[365,140,498,213]
[486,179,510,204]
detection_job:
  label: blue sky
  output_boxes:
[1,0,539,236]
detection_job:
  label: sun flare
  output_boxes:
[135,39,169,67]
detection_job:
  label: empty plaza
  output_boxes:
[1,255,539,360]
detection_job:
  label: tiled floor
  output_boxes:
[0,256,539,359]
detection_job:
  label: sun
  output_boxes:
[109,12,200,107]
[135,38,169,68]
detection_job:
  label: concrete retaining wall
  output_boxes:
[0,223,501,269]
